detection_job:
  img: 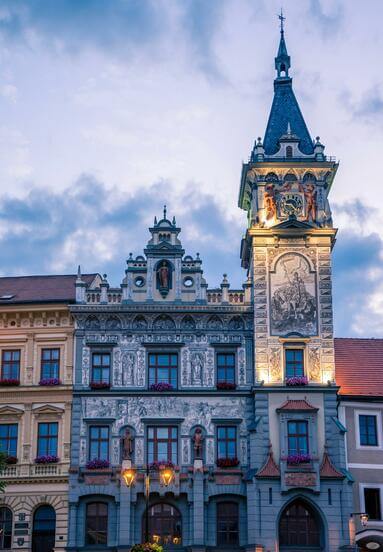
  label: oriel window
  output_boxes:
[37,422,58,457]
[1,350,20,380]
[148,353,178,388]
[89,426,109,461]
[287,420,309,455]
[41,348,60,380]
[285,349,304,378]
[147,426,178,464]
[217,426,237,459]
[91,353,111,384]
[217,353,235,384]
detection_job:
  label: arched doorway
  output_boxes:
[32,505,56,552]
[143,503,182,546]
[279,499,323,550]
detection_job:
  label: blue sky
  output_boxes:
[0,0,382,337]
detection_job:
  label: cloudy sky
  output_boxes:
[0,0,382,337]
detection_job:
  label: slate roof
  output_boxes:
[0,274,98,305]
[263,78,314,156]
[335,337,383,397]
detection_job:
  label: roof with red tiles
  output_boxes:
[277,398,318,412]
[335,338,383,397]
[319,450,344,479]
[0,274,99,304]
[256,446,280,479]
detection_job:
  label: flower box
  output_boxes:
[35,455,59,464]
[89,381,110,389]
[5,456,17,464]
[148,460,174,471]
[216,457,240,468]
[0,379,20,386]
[286,376,308,387]
[86,458,110,470]
[216,381,237,390]
[286,453,312,466]
[149,382,174,392]
[39,378,61,386]
[130,544,163,552]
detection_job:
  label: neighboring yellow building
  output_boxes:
[0,274,98,552]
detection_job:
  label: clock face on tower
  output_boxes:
[278,192,304,218]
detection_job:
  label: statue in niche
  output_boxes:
[191,352,204,385]
[304,183,317,222]
[193,427,204,460]
[121,428,134,460]
[264,184,277,220]
[156,260,172,297]
[122,352,135,386]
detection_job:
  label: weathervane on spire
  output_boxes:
[163,204,167,219]
[278,8,285,33]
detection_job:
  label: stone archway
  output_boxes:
[279,498,324,550]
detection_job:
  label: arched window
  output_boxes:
[0,507,12,549]
[217,502,239,546]
[286,145,293,158]
[279,500,321,549]
[143,503,182,546]
[86,502,108,545]
[32,505,55,552]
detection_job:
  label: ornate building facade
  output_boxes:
[66,24,355,552]
[0,274,98,552]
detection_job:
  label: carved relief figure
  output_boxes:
[122,352,135,386]
[181,315,196,331]
[270,253,317,336]
[308,347,321,382]
[207,315,223,330]
[153,315,176,331]
[269,348,282,382]
[304,183,317,222]
[132,315,147,330]
[228,316,244,331]
[264,184,277,220]
[106,316,121,330]
[121,428,134,460]
[193,427,204,460]
[191,352,204,385]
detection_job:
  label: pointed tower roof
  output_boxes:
[263,14,314,156]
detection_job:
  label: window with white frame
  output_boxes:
[355,410,383,449]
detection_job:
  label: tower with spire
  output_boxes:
[238,16,354,552]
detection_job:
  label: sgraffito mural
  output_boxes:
[270,253,317,336]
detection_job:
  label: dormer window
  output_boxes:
[286,145,293,158]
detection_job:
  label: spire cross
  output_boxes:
[278,8,285,33]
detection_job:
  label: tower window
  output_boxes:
[285,349,304,378]
[364,488,381,520]
[286,145,293,158]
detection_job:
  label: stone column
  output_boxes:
[192,460,205,551]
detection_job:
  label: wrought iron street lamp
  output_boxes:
[122,463,175,543]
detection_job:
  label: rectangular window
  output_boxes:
[37,422,58,457]
[86,502,108,545]
[217,426,237,459]
[364,488,381,520]
[91,353,111,384]
[89,426,109,461]
[148,353,178,388]
[287,420,309,455]
[1,350,20,380]
[0,424,17,457]
[217,353,235,384]
[285,349,304,378]
[147,426,178,464]
[41,348,60,380]
[359,415,378,446]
